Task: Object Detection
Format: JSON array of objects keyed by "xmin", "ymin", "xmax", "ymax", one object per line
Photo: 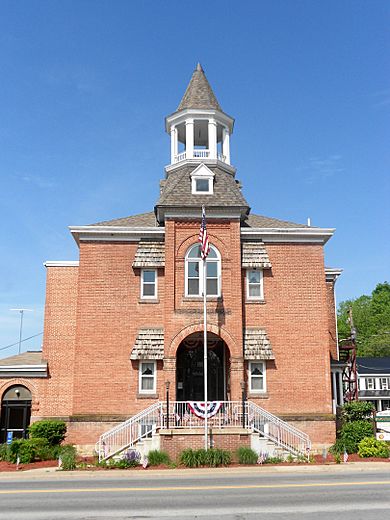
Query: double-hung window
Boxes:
[
  {"xmin": 380, "ymin": 377, "xmax": 390, "ymax": 390},
  {"xmin": 141, "ymin": 269, "xmax": 157, "ymax": 299},
  {"xmin": 248, "ymin": 361, "xmax": 266, "ymax": 393},
  {"xmin": 366, "ymin": 378, "xmax": 375, "ymax": 390},
  {"xmin": 246, "ymin": 269, "xmax": 264, "ymax": 300},
  {"xmin": 139, "ymin": 361, "xmax": 156, "ymax": 393},
  {"xmin": 185, "ymin": 244, "xmax": 221, "ymax": 297}
]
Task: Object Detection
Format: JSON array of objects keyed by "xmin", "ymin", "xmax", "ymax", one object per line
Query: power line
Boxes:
[{"xmin": 0, "ymin": 332, "xmax": 43, "ymax": 352}]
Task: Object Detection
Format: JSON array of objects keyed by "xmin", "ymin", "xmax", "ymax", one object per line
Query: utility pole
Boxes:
[{"xmin": 10, "ymin": 309, "xmax": 33, "ymax": 354}]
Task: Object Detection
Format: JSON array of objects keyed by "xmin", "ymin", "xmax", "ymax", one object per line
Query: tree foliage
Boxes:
[{"xmin": 337, "ymin": 282, "xmax": 390, "ymax": 357}]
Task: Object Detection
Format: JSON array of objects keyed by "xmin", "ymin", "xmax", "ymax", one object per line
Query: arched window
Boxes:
[{"xmin": 185, "ymin": 244, "xmax": 221, "ymax": 297}]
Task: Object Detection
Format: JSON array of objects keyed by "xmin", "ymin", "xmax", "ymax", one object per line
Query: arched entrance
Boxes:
[
  {"xmin": 176, "ymin": 332, "xmax": 230, "ymax": 401},
  {"xmin": 0, "ymin": 385, "xmax": 32, "ymax": 443}
]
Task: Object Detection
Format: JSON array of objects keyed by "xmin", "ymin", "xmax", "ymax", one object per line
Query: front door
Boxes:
[
  {"xmin": 176, "ymin": 334, "xmax": 228, "ymax": 401},
  {"xmin": 0, "ymin": 386, "xmax": 32, "ymax": 443}
]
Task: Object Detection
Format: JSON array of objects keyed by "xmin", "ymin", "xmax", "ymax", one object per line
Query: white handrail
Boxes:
[
  {"xmin": 95, "ymin": 402, "xmax": 162, "ymax": 461},
  {"xmin": 96, "ymin": 400, "xmax": 311, "ymax": 461}
]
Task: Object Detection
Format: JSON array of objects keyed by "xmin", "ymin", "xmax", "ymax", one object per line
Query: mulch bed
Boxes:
[{"xmin": 1, "ymin": 454, "xmax": 389, "ymax": 472}]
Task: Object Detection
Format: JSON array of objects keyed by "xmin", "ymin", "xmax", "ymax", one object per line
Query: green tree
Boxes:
[{"xmin": 337, "ymin": 282, "xmax": 390, "ymax": 357}]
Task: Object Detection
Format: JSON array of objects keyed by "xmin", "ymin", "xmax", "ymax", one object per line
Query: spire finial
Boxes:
[{"xmin": 196, "ymin": 62, "xmax": 203, "ymax": 72}]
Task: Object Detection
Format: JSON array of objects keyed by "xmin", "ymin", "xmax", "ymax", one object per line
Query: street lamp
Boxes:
[
  {"xmin": 165, "ymin": 380, "xmax": 171, "ymax": 429},
  {"xmin": 10, "ymin": 309, "xmax": 32, "ymax": 355}
]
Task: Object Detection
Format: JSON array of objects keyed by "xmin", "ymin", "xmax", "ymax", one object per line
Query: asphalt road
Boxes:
[{"xmin": 1, "ymin": 467, "xmax": 390, "ymax": 519}]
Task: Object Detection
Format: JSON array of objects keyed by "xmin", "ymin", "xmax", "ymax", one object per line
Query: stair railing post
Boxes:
[
  {"xmin": 240, "ymin": 380, "xmax": 246, "ymax": 429},
  {"xmin": 165, "ymin": 381, "xmax": 171, "ymax": 429}
]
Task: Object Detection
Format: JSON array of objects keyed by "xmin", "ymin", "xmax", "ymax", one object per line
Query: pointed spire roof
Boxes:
[{"xmin": 177, "ymin": 63, "xmax": 222, "ymax": 112}]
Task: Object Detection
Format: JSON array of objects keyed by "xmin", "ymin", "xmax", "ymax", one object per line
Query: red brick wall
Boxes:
[
  {"xmin": 243, "ymin": 243, "xmax": 333, "ymax": 416},
  {"xmin": 39, "ymin": 266, "xmax": 79, "ymax": 417},
  {"xmin": 326, "ymin": 280, "xmax": 338, "ymax": 359}
]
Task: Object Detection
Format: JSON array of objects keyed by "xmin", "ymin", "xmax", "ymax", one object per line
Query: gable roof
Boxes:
[
  {"xmin": 357, "ymin": 357, "xmax": 390, "ymax": 375},
  {"xmin": 177, "ymin": 63, "xmax": 222, "ymax": 112}
]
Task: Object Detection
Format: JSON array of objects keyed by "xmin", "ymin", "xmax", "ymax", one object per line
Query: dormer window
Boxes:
[{"xmin": 191, "ymin": 163, "xmax": 214, "ymax": 195}]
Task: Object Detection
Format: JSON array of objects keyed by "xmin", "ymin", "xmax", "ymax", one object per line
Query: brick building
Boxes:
[{"xmin": 0, "ymin": 65, "xmax": 342, "ymax": 456}]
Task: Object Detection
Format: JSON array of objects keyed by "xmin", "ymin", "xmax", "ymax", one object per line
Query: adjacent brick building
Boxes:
[{"xmin": 0, "ymin": 64, "xmax": 342, "ymax": 453}]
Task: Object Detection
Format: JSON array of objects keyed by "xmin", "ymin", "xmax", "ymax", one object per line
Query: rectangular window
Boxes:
[
  {"xmin": 141, "ymin": 269, "xmax": 157, "ymax": 299},
  {"xmin": 249, "ymin": 361, "xmax": 266, "ymax": 393},
  {"xmin": 382, "ymin": 400, "xmax": 390, "ymax": 410},
  {"xmin": 246, "ymin": 269, "xmax": 263, "ymax": 300},
  {"xmin": 196, "ymin": 178, "xmax": 210, "ymax": 192},
  {"xmin": 380, "ymin": 377, "xmax": 390, "ymax": 390},
  {"xmin": 366, "ymin": 378, "xmax": 375, "ymax": 390},
  {"xmin": 139, "ymin": 361, "xmax": 156, "ymax": 393}
]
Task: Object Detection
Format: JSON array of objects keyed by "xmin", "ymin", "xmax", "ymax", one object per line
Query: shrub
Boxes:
[
  {"xmin": 0, "ymin": 444, "xmax": 10, "ymax": 462},
  {"xmin": 338, "ymin": 421, "xmax": 374, "ymax": 453},
  {"xmin": 263, "ymin": 456, "xmax": 284, "ymax": 464},
  {"xmin": 342, "ymin": 402, "xmax": 374, "ymax": 423},
  {"xmin": 122, "ymin": 449, "xmax": 141, "ymax": 467},
  {"xmin": 27, "ymin": 438, "xmax": 52, "ymax": 461},
  {"xmin": 59, "ymin": 445, "xmax": 77, "ymax": 471},
  {"xmin": 179, "ymin": 448, "xmax": 198, "ymax": 468},
  {"xmin": 9, "ymin": 439, "xmax": 36, "ymax": 464},
  {"xmin": 179, "ymin": 448, "xmax": 231, "ymax": 468},
  {"xmin": 29, "ymin": 420, "xmax": 67, "ymax": 446},
  {"xmin": 237, "ymin": 446, "xmax": 258, "ymax": 465},
  {"xmin": 358, "ymin": 437, "xmax": 390, "ymax": 458},
  {"xmin": 147, "ymin": 450, "xmax": 171, "ymax": 466}
]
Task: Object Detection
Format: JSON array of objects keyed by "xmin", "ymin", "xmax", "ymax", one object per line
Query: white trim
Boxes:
[
  {"xmin": 0, "ymin": 365, "xmax": 47, "ymax": 371},
  {"xmin": 241, "ymin": 228, "xmax": 335, "ymax": 244},
  {"xmin": 190, "ymin": 163, "xmax": 215, "ymax": 195},
  {"xmin": 140, "ymin": 269, "xmax": 157, "ymax": 299},
  {"xmin": 69, "ymin": 226, "xmax": 164, "ymax": 245},
  {"xmin": 44, "ymin": 261, "xmax": 79, "ymax": 267},
  {"xmin": 184, "ymin": 244, "xmax": 221, "ymax": 297},
  {"xmin": 248, "ymin": 361, "xmax": 266, "ymax": 393},
  {"xmin": 138, "ymin": 360, "xmax": 157, "ymax": 394},
  {"xmin": 246, "ymin": 269, "xmax": 264, "ymax": 300},
  {"xmin": 325, "ymin": 267, "xmax": 343, "ymax": 282},
  {"xmin": 165, "ymin": 108, "xmax": 235, "ymax": 134}
]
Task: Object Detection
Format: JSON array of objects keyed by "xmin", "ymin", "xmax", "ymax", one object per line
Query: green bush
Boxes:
[
  {"xmin": 179, "ymin": 448, "xmax": 231, "ymax": 468},
  {"xmin": 0, "ymin": 444, "xmax": 10, "ymax": 462},
  {"xmin": 358, "ymin": 437, "xmax": 390, "ymax": 458},
  {"xmin": 9, "ymin": 439, "xmax": 36, "ymax": 464},
  {"xmin": 179, "ymin": 448, "xmax": 199, "ymax": 468},
  {"xmin": 29, "ymin": 420, "xmax": 67, "ymax": 446},
  {"xmin": 147, "ymin": 450, "xmax": 171, "ymax": 466},
  {"xmin": 338, "ymin": 421, "xmax": 374, "ymax": 453},
  {"xmin": 237, "ymin": 446, "xmax": 258, "ymax": 465},
  {"xmin": 264, "ymin": 456, "xmax": 284, "ymax": 464},
  {"xmin": 342, "ymin": 402, "xmax": 374, "ymax": 423},
  {"xmin": 59, "ymin": 445, "xmax": 77, "ymax": 471}
]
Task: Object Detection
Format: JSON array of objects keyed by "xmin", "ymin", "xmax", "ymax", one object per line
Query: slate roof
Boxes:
[
  {"xmin": 242, "ymin": 242, "xmax": 272, "ymax": 268},
  {"xmin": 133, "ymin": 241, "xmax": 165, "ymax": 268},
  {"xmin": 244, "ymin": 329, "xmax": 274, "ymax": 360},
  {"xmin": 130, "ymin": 329, "xmax": 164, "ymax": 360},
  {"xmin": 92, "ymin": 212, "xmax": 158, "ymax": 227},
  {"xmin": 156, "ymin": 164, "xmax": 249, "ymax": 209},
  {"xmin": 243, "ymin": 213, "xmax": 309, "ymax": 229},
  {"xmin": 177, "ymin": 63, "xmax": 222, "ymax": 112},
  {"xmin": 0, "ymin": 351, "xmax": 46, "ymax": 366},
  {"xmin": 357, "ymin": 357, "xmax": 390, "ymax": 375}
]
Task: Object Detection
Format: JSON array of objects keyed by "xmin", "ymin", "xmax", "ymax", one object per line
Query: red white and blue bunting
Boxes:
[{"xmin": 187, "ymin": 401, "xmax": 223, "ymax": 419}]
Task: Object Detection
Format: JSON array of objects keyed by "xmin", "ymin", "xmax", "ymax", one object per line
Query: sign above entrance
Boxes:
[{"xmin": 188, "ymin": 401, "xmax": 223, "ymax": 419}]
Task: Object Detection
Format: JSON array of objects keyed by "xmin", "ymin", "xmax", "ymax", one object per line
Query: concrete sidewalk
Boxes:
[{"xmin": 0, "ymin": 461, "xmax": 389, "ymax": 481}]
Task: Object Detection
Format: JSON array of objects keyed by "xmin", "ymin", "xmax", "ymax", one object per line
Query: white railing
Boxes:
[
  {"xmin": 247, "ymin": 401, "xmax": 311, "ymax": 458},
  {"xmin": 95, "ymin": 402, "xmax": 162, "ymax": 461},
  {"xmin": 193, "ymin": 149, "xmax": 210, "ymax": 158},
  {"xmin": 174, "ymin": 151, "xmax": 187, "ymax": 163},
  {"xmin": 96, "ymin": 400, "xmax": 311, "ymax": 461},
  {"xmin": 218, "ymin": 152, "xmax": 226, "ymax": 162}
]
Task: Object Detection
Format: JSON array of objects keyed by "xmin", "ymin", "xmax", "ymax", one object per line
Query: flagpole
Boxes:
[{"xmin": 203, "ymin": 253, "xmax": 208, "ymax": 450}]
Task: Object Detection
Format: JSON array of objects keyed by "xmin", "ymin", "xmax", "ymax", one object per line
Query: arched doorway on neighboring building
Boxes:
[
  {"xmin": 176, "ymin": 332, "xmax": 230, "ymax": 401},
  {"xmin": 0, "ymin": 385, "xmax": 32, "ymax": 443}
]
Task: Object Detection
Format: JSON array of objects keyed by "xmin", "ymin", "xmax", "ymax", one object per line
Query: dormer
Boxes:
[
  {"xmin": 190, "ymin": 163, "xmax": 215, "ymax": 195},
  {"xmin": 165, "ymin": 64, "xmax": 234, "ymax": 173}
]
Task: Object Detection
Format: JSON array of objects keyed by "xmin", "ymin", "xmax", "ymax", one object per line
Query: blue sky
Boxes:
[{"xmin": 1, "ymin": 0, "xmax": 389, "ymax": 357}]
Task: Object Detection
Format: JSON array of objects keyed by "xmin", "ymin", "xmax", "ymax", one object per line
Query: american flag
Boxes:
[
  {"xmin": 343, "ymin": 450, "xmax": 349, "ymax": 463},
  {"xmin": 198, "ymin": 206, "xmax": 210, "ymax": 260}
]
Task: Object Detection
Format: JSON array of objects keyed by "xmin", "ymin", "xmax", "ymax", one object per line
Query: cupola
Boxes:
[{"xmin": 165, "ymin": 63, "xmax": 234, "ymax": 171}]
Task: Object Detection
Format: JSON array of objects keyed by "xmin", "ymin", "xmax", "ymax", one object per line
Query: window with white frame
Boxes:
[
  {"xmin": 366, "ymin": 377, "xmax": 375, "ymax": 390},
  {"xmin": 139, "ymin": 361, "xmax": 156, "ymax": 393},
  {"xmin": 185, "ymin": 244, "xmax": 221, "ymax": 297},
  {"xmin": 141, "ymin": 269, "xmax": 157, "ymax": 299},
  {"xmin": 248, "ymin": 361, "xmax": 266, "ymax": 393},
  {"xmin": 380, "ymin": 377, "xmax": 390, "ymax": 390},
  {"xmin": 190, "ymin": 164, "xmax": 214, "ymax": 194},
  {"xmin": 382, "ymin": 399, "xmax": 390, "ymax": 410},
  {"xmin": 246, "ymin": 269, "xmax": 264, "ymax": 300}
]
